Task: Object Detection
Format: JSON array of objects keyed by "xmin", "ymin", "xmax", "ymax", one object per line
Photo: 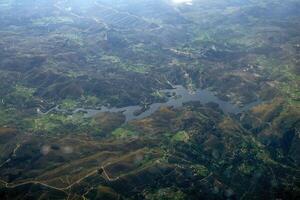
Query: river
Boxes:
[{"xmin": 50, "ymin": 85, "xmax": 260, "ymax": 122}]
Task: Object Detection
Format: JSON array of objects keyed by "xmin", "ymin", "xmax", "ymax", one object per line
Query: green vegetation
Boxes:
[
  {"xmin": 191, "ymin": 164, "xmax": 210, "ymax": 177},
  {"xmin": 257, "ymin": 56, "xmax": 300, "ymax": 106},
  {"xmin": 145, "ymin": 188, "xmax": 187, "ymax": 200},
  {"xmin": 0, "ymin": 108, "xmax": 14, "ymax": 126},
  {"xmin": 29, "ymin": 113, "xmax": 100, "ymax": 135},
  {"xmin": 59, "ymin": 99, "xmax": 77, "ymax": 110},
  {"xmin": 5, "ymin": 85, "xmax": 36, "ymax": 107},
  {"xmin": 0, "ymin": 0, "xmax": 299, "ymax": 199},
  {"xmin": 32, "ymin": 17, "xmax": 74, "ymax": 26},
  {"xmin": 172, "ymin": 131, "xmax": 189, "ymax": 143},
  {"xmin": 82, "ymin": 95, "xmax": 102, "ymax": 107},
  {"xmin": 111, "ymin": 127, "xmax": 138, "ymax": 139},
  {"xmin": 238, "ymin": 163, "xmax": 255, "ymax": 175}
]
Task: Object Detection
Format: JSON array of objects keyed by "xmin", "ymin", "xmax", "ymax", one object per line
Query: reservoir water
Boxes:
[{"xmin": 62, "ymin": 85, "xmax": 261, "ymax": 122}]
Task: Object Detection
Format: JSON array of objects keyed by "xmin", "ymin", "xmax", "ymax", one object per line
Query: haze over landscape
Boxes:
[{"xmin": 0, "ymin": 0, "xmax": 299, "ymax": 199}]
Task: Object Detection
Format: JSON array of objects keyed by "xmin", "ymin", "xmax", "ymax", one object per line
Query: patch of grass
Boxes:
[
  {"xmin": 194, "ymin": 31, "xmax": 215, "ymax": 43},
  {"xmin": 0, "ymin": 107, "xmax": 32, "ymax": 129},
  {"xmin": 238, "ymin": 163, "xmax": 255, "ymax": 175},
  {"xmin": 100, "ymin": 55, "xmax": 120, "ymax": 64},
  {"xmin": 172, "ymin": 131, "xmax": 189, "ymax": 143},
  {"xmin": 55, "ymin": 33, "xmax": 84, "ymax": 46},
  {"xmin": 14, "ymin": 85, "xmax": 35, "ymax": 99},
  {"xmin": 191, "ymin": 164, "xmax": 210, "ymax": 177},
  {"xmin": 82, "ymin": 95, "xmax": 102, "ymax": 107},
  {"xmin": 256, "ymin": 56, "xmax": 300, "ymax": 106},
  {"xmin": 145, "ymin": 187, "xmax": 186, "ymax": 200},
  {"xmin": 101, "ymin": 55, "xmax": 148, "ymax": 73},
  {"xmin": 112, "ymin": 127, "xmax": 138, "ymax": 139},
  {"xmin": 119, "ymin": 62, "xmax": 148, "ymax": 73},
  {"xmin": 32, "ymin": 17, "xmax": 74, "ymax": 26},
  {"xmin": 4, "ymin": 85, "xmax": 36, "ymax": 108},
  {"xmin": 30, "ymin": 113, "xmax": 100, "ymax": 135},
  {"xmin": 0, "ymin": 108, "xmax": 13, "ymax": 126},
  {"xmin": 256, "ymin": 150, "xmax": 275, "ymax": 164},
  {"xmin": 59, "ymin": 99, "xmax": 77, "ymax": 110},
  {"xmin": 277, "ymin": 65, "xmax": 300, "ymax": 106}
]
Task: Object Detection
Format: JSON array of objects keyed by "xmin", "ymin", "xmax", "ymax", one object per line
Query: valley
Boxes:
[{"xmin": 0, "ymin": 0, "xmax": 299, "ymax": 199}]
